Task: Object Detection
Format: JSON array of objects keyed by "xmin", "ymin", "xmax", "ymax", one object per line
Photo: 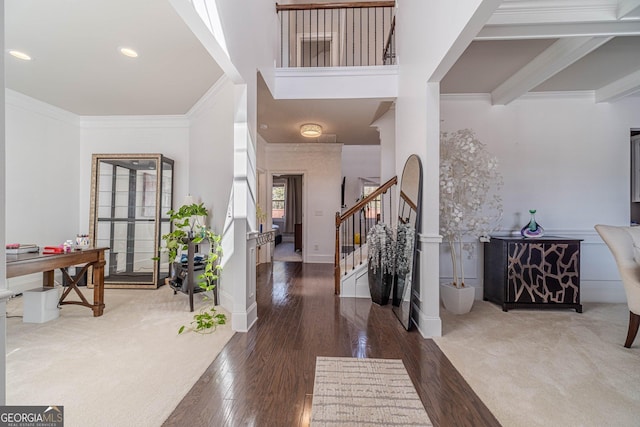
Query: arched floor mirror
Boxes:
[{"xmin": 392, "ymin": 155, "xmax": 422, "ymax": 330}]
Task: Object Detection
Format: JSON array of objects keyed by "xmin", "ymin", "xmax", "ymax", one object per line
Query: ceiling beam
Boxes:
[
  {"xmin": 477, "ymin": 21, "xmax": 640, "ymax": 40},
  {"xmin": 618, "ymin": 0, "xmax": 640, "ymax": 19},
  {"xmin": 488, "ymin": 1, "xmax": 618, "ymax": 26},
  {"xmin": 595, "ymin": 69, "xmax": 640, "ymax": 102},
  {"xmin": 491, "ymin": 36, "xmax": 613, "ymax": 105},
  {"xmin": 429, "ymin": 0, "xmax": 502, "ymax": 82}
]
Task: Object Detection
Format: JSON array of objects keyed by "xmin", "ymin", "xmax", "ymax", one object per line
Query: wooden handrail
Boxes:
[
  {"xmin": 336, "ymin": 176, "xmax": 397, "ymax": 225},
  {"xmin": 400, "ymin": 190, "xmax": 417, "ymax": 212},
  {"xmin": 334, "ymin": 175, "xmax": 397, "ymax": 294},
  {"xmin": 277, "ymin": 1, "xmax": 395, "ymax": 12}
]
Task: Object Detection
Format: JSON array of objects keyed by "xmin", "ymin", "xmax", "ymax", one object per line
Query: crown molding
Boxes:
[
  {"xmin": 491, "ymin": 36, "xmax": 611, "ymax": 105},
  {"xmin": 489, "ymin": 1, "xmax": 618, "ymax": 26},
  {"xmin": 595, "ymin": 68, "xmax": 640, "ymax": 102},
  {"xmin": 440, "ymin": 93, "xmax": 492, "ymax": 102},
  {"xmin": 518, "ymin": 90, "xmax": 595, "ymax": 101},
  {"xmin": 341, "ymin": 144, "xmax": 380, "ymax": 152},
  {"xmin": 186, "ymin": 74, "xmax": 232, "ymax": 119},
  {"xmin": 441, "ymin": 91, "xmax": 596, "ymax": 102},
  {"xmin": 79, "ymin": 115, "xmax": 189, "ymax": 129},
  {"xmin": 5, "ymin": 89, "xmax": 79, "ymax": 126},
  {"xmin": 478, "ymin": 20, "xmax": 640, "ymax": 40},
  {"xmin": 265, "ymin": 142, "xmax": 343, "ymax": 153}
]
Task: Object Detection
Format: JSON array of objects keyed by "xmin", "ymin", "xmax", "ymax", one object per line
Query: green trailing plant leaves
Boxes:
[{"xmin": 158, "ymin": 202, "xmax": 228, "ymax": 334}]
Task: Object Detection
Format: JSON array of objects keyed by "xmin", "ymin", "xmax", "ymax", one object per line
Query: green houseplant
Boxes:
[{"xmin": 156, "ymin": 202, "xmax": 226, "ymax": 334}]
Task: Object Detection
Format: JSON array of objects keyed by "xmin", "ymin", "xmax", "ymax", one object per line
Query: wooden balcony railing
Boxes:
[
  {"xmin": 334, "ymin": 176, "xmax": 397, "ymax": 294},
  {"xmin": 276, "ymin": 1, "xmax": 396, "ymax": 68}
]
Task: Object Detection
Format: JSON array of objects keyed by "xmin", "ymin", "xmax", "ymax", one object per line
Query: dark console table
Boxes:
[{"xmin": 483, "ymin": 236, "xmax": 582, "ymax": 312}]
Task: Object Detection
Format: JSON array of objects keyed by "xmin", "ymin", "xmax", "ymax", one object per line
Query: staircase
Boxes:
[{"xmin": 334, "ymin": 176, "xmax": 397, "ymax": 295}]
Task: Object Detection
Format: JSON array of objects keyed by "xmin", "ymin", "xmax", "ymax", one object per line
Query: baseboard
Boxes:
[
  {"xmin": 305, "ymin": 254, "xmax": 334, "ymax": 263},
  {"xmin": 231, "ymin": 301, "xmax": 258, "ymax": 332},
  {"xmin": 415, "ymin": 308, "xmax": 442, "ymax": 338},
  {"xmin": 219, "ymin": 289, "xmax": 233, "ymax": 313},
  {"xmin": 581, "ymin": 281, "xmax": 626, "ymax": 303},
  {"xmin": 436, "ymin": 280, "xmax": 627, "ymax": 304}
]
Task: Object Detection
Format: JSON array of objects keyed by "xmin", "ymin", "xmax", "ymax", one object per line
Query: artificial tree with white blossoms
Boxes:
[{"xmin": 440, "ymin": 129, "xmax": 503, "ymax": 288}]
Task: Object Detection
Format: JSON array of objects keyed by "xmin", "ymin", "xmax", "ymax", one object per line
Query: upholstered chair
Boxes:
[{"xmin": 594, "ymin": 224, "xmax": 640, "ymax": 348}]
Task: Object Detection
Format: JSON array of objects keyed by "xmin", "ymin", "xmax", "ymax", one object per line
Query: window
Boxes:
[
  {"xmin": 362, "ymin": 183, "xmax": 380, "ymax": 220},
  {"xmin": 362, "ymin": 184, "xmax": 378, "ymax": 199},
  {"xmin": 272, "ymin": 183, "xmax": 286, "ymax": 219}
]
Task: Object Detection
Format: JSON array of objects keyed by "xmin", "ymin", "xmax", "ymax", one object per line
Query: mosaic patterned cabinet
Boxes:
[{"xmin": 483, "ymin": 236, "xmax": 582, "ymax": 312}]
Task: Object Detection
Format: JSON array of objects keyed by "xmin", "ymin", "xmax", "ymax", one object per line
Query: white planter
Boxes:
[{"xmin": 440, "ymin": 283, "xmax": 475, "ymax": 315}]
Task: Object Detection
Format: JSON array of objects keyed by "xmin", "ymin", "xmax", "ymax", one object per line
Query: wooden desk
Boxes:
[{"xmin": 6, "ymin": 247, "xmax": 107, "ymax": 317}]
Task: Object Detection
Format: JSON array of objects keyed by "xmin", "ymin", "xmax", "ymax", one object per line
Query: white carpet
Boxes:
[
  {"xmin": 311, "ymin": 357, "xmax": 432, "ymax": 426},
  {"xmin": 5, "ymin": 285, "xmax": 234, "ymax": 427},
  {"xmin": 434, "ymin": 301, "xmax": 640, "ymax": 427}
]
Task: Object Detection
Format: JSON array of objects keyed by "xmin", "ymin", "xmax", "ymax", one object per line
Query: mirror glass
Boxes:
[
  {"xmin": 392, "ymin": 155, "xmax": 422, "ymax": 330},
  {"xmin": 90, "ymin": 154, "xmax": 174, "ymax": 288}
]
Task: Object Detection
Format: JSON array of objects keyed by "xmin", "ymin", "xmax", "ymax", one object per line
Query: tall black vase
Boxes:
[{"xmin": 368, "ymin": 261, "xmax": 393, "ymax": 306}]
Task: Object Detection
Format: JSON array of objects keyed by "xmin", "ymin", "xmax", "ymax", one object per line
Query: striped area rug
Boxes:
[{"xmin": 311, "ymin": 357, "xmax": 432, "ymax": 426}]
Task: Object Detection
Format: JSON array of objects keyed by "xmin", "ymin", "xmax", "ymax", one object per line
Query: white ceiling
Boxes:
[
  {"xmin": 260, "ymin": 0, "xmax": 640, "ymax": 144},
  {"xmin": 5, "ymin": 0, "xmax": 223, "ymax": 116},
  {"xmin": 4, "ymin": 0, "xmax": 640, "ymax": 142}
]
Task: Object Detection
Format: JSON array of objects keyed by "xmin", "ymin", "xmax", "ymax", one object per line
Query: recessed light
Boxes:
[
  {"xmin": 8, "ymin": 50, "xmax": 31, "ymax": 61},
  {"xmin": 119, "ymin": 47, "xmax": 138, "ymax": 58}
]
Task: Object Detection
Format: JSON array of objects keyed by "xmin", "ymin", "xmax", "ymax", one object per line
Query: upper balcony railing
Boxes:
[{"xmin": 276, "ymin": 1, "xmax": 396, "ymax": 68}]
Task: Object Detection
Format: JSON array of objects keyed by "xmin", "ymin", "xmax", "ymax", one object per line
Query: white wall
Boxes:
[
  {"xmin": 1, "ymin": 9, "xmax": 8, "ymax": 404},
  {"xmin": 172, "ymin": 0, "xmax": 278, "ymax": 330},
  {"xmin": 266, "ymin": 143, "xmax": 342, "ymax": 263},
  {"xmin": 78, "ymin": 116, "xmax": 191, "ymax": 235},
  {"xmin": 440, "ymin": 93, "xmax": 640, "ymax": 303},
  {"xmin": 6, "ymin": 78, "xmax": 240, "ymax": 322},
  {"xmin": 5, "ymin": 92, "xmax": 82, "ymax": 292},
  {"xmin": 341, "ymin": 145, "xmax": 380, "ymax": 208},
  {"xmin": 187, "ymin": 76, "xmax": 235, "ymax": 234},
  {"xmin": 371, "ymin": 106, "xmax": 396, "ymax": 183},
  {"xmin": 6, "ymin": 91, "xmax": 81, "ymax": 247}
]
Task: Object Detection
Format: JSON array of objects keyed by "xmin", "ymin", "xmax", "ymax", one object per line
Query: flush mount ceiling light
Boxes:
[
  {"xmin": 119, "ymin": 47, "xmax": 139, "ymax": 58},
  {"xmin": 8, "ymin": 50, "xmax": 31, "ymax": 61},
  {"xmin": 300, "ymin": 123, "xmax": 322, "ymax": 138}
]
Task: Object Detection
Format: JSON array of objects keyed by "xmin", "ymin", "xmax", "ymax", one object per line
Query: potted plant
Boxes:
[
  {"xmin": 256, "ymin": 204, "xmax": 267, "ymax": 233},
  {"xmin": 366, "ymin": 222, "xmax": 395, "ymax": 305},
  {"xmin": 156, "ymin": 202, "xmax": 227, "ymax": 333},
  {"xmin": 439, "ymin": 129, "xmax": 503, "ymax": 314}
]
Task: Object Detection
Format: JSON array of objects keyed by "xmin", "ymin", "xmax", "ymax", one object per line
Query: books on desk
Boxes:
[
  {"xmin": 43, "ymin": 246, "xmax": 64, "ymax": 254},
  {"xmin": 5, "ymin": 244, "xmax": 39, "ymax": 254}
]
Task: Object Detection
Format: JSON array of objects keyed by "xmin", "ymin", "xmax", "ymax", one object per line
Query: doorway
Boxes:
[
  {"xmin": 272, "ymin": 174, "xmax": 303, "ymax": 262},
  {"xmin": 296, "ymin": 32, "xmax": 339, "ymax": 67}
]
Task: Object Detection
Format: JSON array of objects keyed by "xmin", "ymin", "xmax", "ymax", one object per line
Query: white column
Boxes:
[
  {"xmin": 395, "ymin": 0, "xmax": 500, "ymax": 337},
  {"xmin": 228, "ymin": 85, "xmax": 258, "ymax": 332},
  {"xmin": 416, "ymin": 82, "xmax": 443, "ymax": 337},
  {"xmin": 0, "ymin": 2, "xmax": 9, "ymax": 403},
  {"xmin": 371, "ymin": 104, "xmax": 396, "ymax": 183}
]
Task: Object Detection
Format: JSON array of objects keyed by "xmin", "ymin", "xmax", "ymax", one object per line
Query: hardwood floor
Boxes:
[{"xmin": 164, "ymin": 262, "xmax": 500, "ymax": 427}]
